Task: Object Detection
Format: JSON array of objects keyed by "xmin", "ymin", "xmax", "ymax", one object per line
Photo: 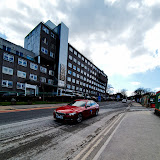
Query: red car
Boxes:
[{"xmin": 53, "ymin": 99, "xmax": 99, "ymax": 123}]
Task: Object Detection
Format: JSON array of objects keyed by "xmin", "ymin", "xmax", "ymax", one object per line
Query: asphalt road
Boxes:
[
  {"xmin": 0, "ymin": 101, "xmax": 127, "ymax": 125},
  {"xmin": 0, "ymin": 101, "xmax": 128, "ymax": 160}
]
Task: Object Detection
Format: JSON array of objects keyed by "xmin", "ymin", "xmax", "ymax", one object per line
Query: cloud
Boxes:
[
  {"xmin": 0, "ymin": 0, "xmax": 160, "ymax": 77},
  {"xmin": 154, "ymin": 87, "xmax": 160, "ymax": 92},
  {"xmin": 130, "ymin": 82, "xmax": 141, "ymax": 86}
]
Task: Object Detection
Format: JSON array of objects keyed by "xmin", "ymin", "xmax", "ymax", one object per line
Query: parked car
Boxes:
[
  {"xmin": 53, "ymin": 99, "xmax": 99, "ymax": 123},
  {"xmin": 122, "ymin": 99, "xmax": 127, "ymax": 103}
]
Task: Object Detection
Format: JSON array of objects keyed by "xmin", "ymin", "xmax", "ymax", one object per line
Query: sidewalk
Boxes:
[
  {"xmin": 0, "ymin": 103, "xmax": 67, "ymax": 112},
  {"xmin": 94, "ymin": 103, "xmax": 160, "ymax": 160}
]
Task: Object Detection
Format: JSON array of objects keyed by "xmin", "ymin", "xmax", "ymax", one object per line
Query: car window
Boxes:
[
  {"xmin": 68, "ymin": 101, "xmax": 86, "ymax": 107},
  {"xmin": 90, "ymin": 101, "xmax": 96, "ymax": 106}
]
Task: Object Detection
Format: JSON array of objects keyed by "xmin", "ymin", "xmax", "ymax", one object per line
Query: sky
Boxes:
[{"xmin": 0, "ymin": 0, "xmax": 160, "ymax": 96}]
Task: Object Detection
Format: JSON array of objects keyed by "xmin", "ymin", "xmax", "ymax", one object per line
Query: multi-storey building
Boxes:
[{"xmin": 0, "ymin": 20, "xmax": 108, "ymax": 98}]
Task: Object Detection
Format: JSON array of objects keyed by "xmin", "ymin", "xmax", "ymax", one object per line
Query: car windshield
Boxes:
[{"xmin": 68, "ymin": 101, "xmax": 86, "ymax": 107}]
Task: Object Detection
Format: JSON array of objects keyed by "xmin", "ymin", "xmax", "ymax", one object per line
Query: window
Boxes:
[
  {"xmin": 3, "ymin": 53, "xmax": 14, "ymax": 62},
  {"xmin": 30, "ymin": 63, "xmax": 38, "ymax": 70},
  {"xmin": 81, "ymin": 70, "xmax": 83, "ymax": 74},
  {"xmin": 40, "ymin": 77, "xmax": 46, "ymax": 83},
  {"xmin": 17, "ymin": 70, "xmax": 26, "ymax": 78},
  {"xmin": 73, "ymin": 65, "xmax": 76, "ymax": 70},
  {"xmin": 82, "ymin": 57, "xmax": 84, "ymax": 61},
  {"xmin": 80, "ymin": 82, "xmax": 83, "ymax": 85},
  {"xmin": 68, "ymin": 63, "xmax": 72, "ymax": 68},
  {"xmin": 68, "ymin": 70, "xmax": 72, "ymax": 75},
  {"xmin": 48, "ymin": 79, "xmax": 53, "ymax": 85},
  {"xmin": 51, "ymin": 32, "xmax": 56, "ymax": 39},
  {"xmin": 77, "ymin": 74, "xmax": 80, "ymax": 78},
  {"xmin": 81, "ymin": 63, "xmax": 84, "ymax": 67},
  {"xmin": 49, "ymin": 70, "xmax": 54, "ymax": 76},
  {"xmin": 78, "ymin": 61, "xmax": 80, "ymax": 65},
  {"xmin": 74, "ymin": 50, "xmax": 77, "ymax": 56},
  {"xmin": 80, "ymin": 76, "xmax": 83, "ymax": 80},
  {"xmin": 42, "ymin": 26, "xmax": 49, "ymax": 34},
  {"xmin": 42, "ymin": 37, "xmax": 48, "ymax": 45},
  {"xmin": 40, "ymin": 66, "xmax": 47, "ymax": 73},
  {"xmin": 69, "ymin": 47, "xmax": 73, "ymax": 52},
  {"xmin": 41, "ymin": 47, "xmax": 48, "ymax": 54},
  {"xmin": 80, "ymin": 88, "xmax": 82, "ymax": 91},
  {"xmin": 84, "ymin": 77, "xmax": 86, "ymax": 81},
  {"xmin": 78, "ymin": 54, "xmax": 81, "ymax": 58},
  {"xmin": 85, "ymin": 59, "xmax": 87, "ymax": 63},
  {"xmin": 2, "ymin": 66, "xmax": 13, "ymax": 75},
  {"xmin": 73, "ymin": 58, "xmax": 77, "ymax": 63},
  {"xmin": 30, "ymin": 74, "xmax": 37, "ymax": 81},
  {"xmin": 69, "ymin": 55, "xmax": 72, "ymax": 60},
  {"xmin": 84, "ymin": 72, "xmax": 86, "ymax": 76},
  {"xmin": 73, "ymin": 72, "xmax": 76, "ymax": 77},
  {"xmin": 77, "ymin": 67, "xmax": 80, "ymax": 72},
  {"xmin": 76, "ymin": 87, "xmax": 79, "ymax": 91},
  {"xmin": 3, "ymin": 45, "xmax": 11, "ymax": 52},
  {"xmin": 18, "ymin": 58, "xmax": 27, "ymax": 67},
  {"xmin": 67, "ymin": 84, "xmax": 71, "ymax": 89},
  {"xmin": 72, "ymin": 85, "xmax": 75, "ymax": 90},
  {"xmin": 50, "ymin": 52, "xmax": 55, "ymax": 58},
  {"xmin": 2, "ymin": 80, "xmax": 13, "ymax": 88},
  {"xmin": 85, "ymin": 66, "xmax": 87, "ymax": 70},
  {"xmin": 76, "ymin": 80, "xmax": 79, "ymax": 84},
  {"xmin": 72, "ymin": 79, "xmax": 75, "ymax": 83},
  {"xmin": 67, "ymin": 77, "xmax": 71, "ymax": 82},
  {"xmin": 17, "ymin": 82, "xmax": 25, "ymax": 90},
  {"xmin": 27, "ymin": 55, "xmax": 34, "ymax": 61}
]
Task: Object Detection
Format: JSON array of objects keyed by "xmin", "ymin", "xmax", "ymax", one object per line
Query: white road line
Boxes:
[
  {"xmin": 73, "ymin": 113, "xmax": 124, "ymax": 160},
  {"xmin": 92, "ymin": 113, "xmax": 125, "ymax": 160}
]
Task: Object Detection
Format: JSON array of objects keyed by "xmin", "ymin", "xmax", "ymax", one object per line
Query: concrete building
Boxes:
[{"xmin": 0, "ymin": 20, "xmax": 108, "ymax": 98}]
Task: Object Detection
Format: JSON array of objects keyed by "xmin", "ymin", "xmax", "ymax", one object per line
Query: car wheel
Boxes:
[
  {"xmin": 95, "ymin": 110, "xmax": 99, "ymax": 116},
  {"xmin": 77, "ymin": 114, "xmax": 83, "ymax": 123}
]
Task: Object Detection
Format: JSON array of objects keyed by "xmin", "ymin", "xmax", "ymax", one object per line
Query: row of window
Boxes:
[
  {"xmin": 3, "ymin": 53, "xmax": 55, "ymax": 75},
  {"xmin": 1, "ymin": 78, "xmax": 54, "ymax": 89},
  {"xmin": 66, "ymin": 84, "xmax": 105, "ymax": 94},
  {"xmin": 2, "ymin": 66, "xmax": 54, "ymax": 80},
  {"xmin": 41, "ymin": 47, "xmax": 55, "ymax": 58},
  {"xmin": 67, "ymin": 77, "xmax": 105, "ymax": 92},
  {"xmin": 3, "ymin": 45, "xmax": 34, "ymax": 61},
  {"xmin": 68, "ymin": 69, "xmax": 105, "ymax": 89},
  {"xmin": 42, "ymin": 26, "xmax": 56, "ymax": 40},
  {"xmin": 68, "ymin": 62, "xmax": 97, "ymax": 76}
]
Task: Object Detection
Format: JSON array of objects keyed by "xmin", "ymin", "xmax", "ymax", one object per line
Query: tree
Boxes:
[
  {"xmin": 106, "ymin": 84, "xmax": 114, "ymax": 94},
  {"xmin": 134, "ymin": 87, "xmax": 154, "ymax": 96},
  {"xmin": 120, "ymin": 89, "xmax": 127, "ymax": 97}
]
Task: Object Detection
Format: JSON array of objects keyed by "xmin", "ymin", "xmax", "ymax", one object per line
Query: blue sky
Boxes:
[{"xmin": 0, "ymin": 0, "xmax": 160, "ymax": 96}]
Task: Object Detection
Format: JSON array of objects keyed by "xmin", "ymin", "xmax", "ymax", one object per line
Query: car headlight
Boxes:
[{"xmin": 69, "ymin": 112, "xmax": 76, "ymax": 116}]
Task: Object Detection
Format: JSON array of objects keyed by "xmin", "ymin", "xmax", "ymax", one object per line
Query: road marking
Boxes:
[
  {"xmin": 73, "ymin": 112, "xmax": 125, "ymax": 160},
  {"xmin": 93, "ymin": 113, "xmax": 125, "ymax": 160}
]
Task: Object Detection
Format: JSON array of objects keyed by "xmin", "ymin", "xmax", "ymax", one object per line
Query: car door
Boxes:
[
  {"xmin": 84, "ymin": 101, "xmax": 92, "ymax": 117},
  {"xmin": 90, "ymin": 101, "xmax": 96, "ymax": 115}
]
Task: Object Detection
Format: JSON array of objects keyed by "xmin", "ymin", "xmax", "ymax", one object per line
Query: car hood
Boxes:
[{"xmin": 56, "ymin": 105, "xmax": 84, "ymax": 113}]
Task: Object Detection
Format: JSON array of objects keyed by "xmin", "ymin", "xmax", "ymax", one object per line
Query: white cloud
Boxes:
[
  {"xmin": 130, "ymin": 82, "xmax": 141, "ymax": 86},
  {"xmin": 154, "ymin": 88, "xmax": 160, "ymax": 92},
  {"xmin": 143, "ymin": 0, "xmax": 160, "ymax": 7}
]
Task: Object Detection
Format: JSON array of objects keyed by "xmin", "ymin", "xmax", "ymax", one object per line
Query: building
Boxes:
[{"xmin": 0, "ymin": 20, "xmax": 108, "ymax": 98}]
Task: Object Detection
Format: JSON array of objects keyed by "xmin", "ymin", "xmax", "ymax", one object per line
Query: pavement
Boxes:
[
  {"xmin": 93, "ymin": 102, "xmax": 160, "ymax": 160},
  {"xmin": 0, "ymin": 103, "xmax": 68, "ymax": 113}
]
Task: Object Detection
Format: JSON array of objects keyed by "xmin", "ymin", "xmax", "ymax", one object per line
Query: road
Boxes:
[{"xmin": 0, "ymin": 101, "xmax": 128, "ymax": 160}]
